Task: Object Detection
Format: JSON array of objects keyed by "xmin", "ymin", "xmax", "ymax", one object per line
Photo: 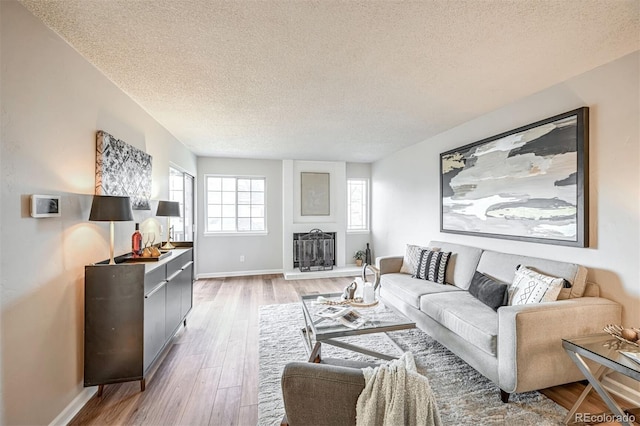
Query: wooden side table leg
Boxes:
[
  {"xmin": 97, "ymin": 384, "xmax": 104, "ymax": 397},
  {"xmin": 140, "ymin": 378, "xmax": 146, "ymax": 392}
]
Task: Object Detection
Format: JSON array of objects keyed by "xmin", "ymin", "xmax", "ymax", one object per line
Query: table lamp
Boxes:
[
  {"xmin": 89, "ymin": 195, "xmax": 134, "ymax": 264},
  {"xmin": 156, "ymin": 200, "xmax": 180, "ymax": 250}
]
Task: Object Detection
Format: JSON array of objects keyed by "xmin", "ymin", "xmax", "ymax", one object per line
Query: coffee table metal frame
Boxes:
[
  {"xmin": 300, "ymin": 292, "xmax": 415, "ymax": 363},
  {"xmin": 562, "ymin": 333, "xmax": 640, "ymax": 426}
]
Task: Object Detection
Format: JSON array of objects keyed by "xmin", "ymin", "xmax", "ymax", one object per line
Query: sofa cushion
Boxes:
[
  {"xmin": 476, "ymin": 250, "xmax": 588, "ymax": 298},
  {"xmin": 414, "ymin": 250, "xmax": 451, "ymax": 284},
  {"xmin": 420, "ymin": 292, "xmax": 498, "ymax": 356},
  {"xmin": 380, "ymin": 273, "xmax": 462, "ymax": 309},
  {"xmin": 468, "ymin": 271, "xmax": 508, "ymax": 311},
  {"xmin": 428, "ymin": 241, "xmax": 483, "ymax": 290}
]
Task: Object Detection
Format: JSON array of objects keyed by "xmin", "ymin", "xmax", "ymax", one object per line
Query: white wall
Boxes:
[
  {"xmin": 372, "ymin": 52, "xmax": 639, "ymax": 327},
  {"xmin": 346, "ymin": 163, "xmax": 373, "ymax": 263},
  {"xmin": 0, "ymin": 2, "xmax": 196, "ymax": 424},
  {"xmin": 196, "ymin": 157, "xmax": 283, "ymax": 276}
]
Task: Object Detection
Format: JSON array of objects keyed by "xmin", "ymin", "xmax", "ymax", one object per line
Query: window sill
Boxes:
[
  {"xmin": 347, "ymin": 230, "xmax": 370, "ymax": 235},
  {"xmin": 204, "ymin": 231, "xmax": 269, "ymax": 237}
]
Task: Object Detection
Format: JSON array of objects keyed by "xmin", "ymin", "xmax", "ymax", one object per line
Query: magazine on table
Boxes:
[
  {"xmin": 316, "ymin": 306, "xmax": 367, "ymax": 329},
  {"xmin": 316, "ymin": 305, "xmax": 351, "ymax": 319}
]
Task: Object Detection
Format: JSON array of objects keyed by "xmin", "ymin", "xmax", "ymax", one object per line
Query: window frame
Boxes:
[
  {"xmin": 168, "ymin": 165, "xmax": 194, "ymax": 242},
  {"xmin": 204, "ymin": 174, "xmax": 268, "ymax": 235},
  {"xmin": 346, "ymin": 178, "xmax": 370, "ymax": 233}
]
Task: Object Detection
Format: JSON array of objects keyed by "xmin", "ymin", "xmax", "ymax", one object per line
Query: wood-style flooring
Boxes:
[{"xmin": 70, "ymin": 275, "xmax": 636, "ymax": 425}]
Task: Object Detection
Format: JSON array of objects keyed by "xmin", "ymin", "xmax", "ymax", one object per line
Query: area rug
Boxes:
[{"xmin": 258, "ymin": 302, "xmax": 567, "ymax": 426}]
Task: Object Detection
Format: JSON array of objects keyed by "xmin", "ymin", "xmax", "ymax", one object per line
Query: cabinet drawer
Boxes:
[
  {"xmin": 166, "ymin": 249, "xmax": 192, "ymax": 277},
  {"xmin": 144, "ymin": 265, "xmax": 166, "ymax": 294}
]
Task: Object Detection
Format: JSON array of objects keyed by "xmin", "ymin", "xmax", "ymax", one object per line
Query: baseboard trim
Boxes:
[
  {"xmin": 49, "ymin": 386, "xmax": 97, "ymax": 426},
  {"xmin": 602, "ymin": 375, "xmax": 640, "ymax": 407},
  {"xmin": 196, "ymin": 269, "xmax": 283, "ymax": 279}
]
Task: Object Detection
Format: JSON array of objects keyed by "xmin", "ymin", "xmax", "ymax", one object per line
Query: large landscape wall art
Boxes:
[{"xmin": 440, "ymin": 107, "xmax": 589, "ymax": 247}]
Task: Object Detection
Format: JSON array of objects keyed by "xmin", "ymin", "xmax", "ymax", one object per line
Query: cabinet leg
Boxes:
[
  {"xmin": 97, "ymin": 384, "xmax": 104, "ymax": 397},
  {"xmin": 140, "ymin": 378, "xmax": 146, "ymax": 392}
]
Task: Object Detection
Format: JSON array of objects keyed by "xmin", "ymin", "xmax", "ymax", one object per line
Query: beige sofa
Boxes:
[{"xmin": 377, "ymin": 240, "xmax": 621, "ymax": 401}]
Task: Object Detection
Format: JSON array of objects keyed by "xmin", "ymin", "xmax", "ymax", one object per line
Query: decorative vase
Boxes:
[{"xmin": 365, "ymin": 243, "xmax": 372, "ymax": 265}]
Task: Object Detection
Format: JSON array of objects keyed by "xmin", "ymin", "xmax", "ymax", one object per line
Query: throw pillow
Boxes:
[
  {"xmin": 400, "ymin": 244, "xmax": 439, "ymax": 275},
  {"xmin": 469, "ymin": 271, "xmax": 508, "ymax": 311},
  {"xmin": 509, "ymin": 265, "xmax": 565, "ymax": 306},
  {"xmin": 413, "ymin": 249, "xmax": 451, "ymax": 284}
]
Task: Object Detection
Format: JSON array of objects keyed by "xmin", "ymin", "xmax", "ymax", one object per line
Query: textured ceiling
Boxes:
[{"xmin": 19, "ymin": 0, "xmax": 640, "ymax": 163}]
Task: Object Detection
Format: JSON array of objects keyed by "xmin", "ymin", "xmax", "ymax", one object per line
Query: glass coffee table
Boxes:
[
  {"xmin": 300, "ymin": 292, "xmax": 415, "ymax": 363},
  {"xmin": 562, "ymin": 333, "xmax": 640, "ymax": 425}
]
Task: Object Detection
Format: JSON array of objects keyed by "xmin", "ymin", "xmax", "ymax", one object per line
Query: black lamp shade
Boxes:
[
  {"xmin": 89, "ymin": 195, "xmax": 134, "ymax": 221},
  {"xmin": 156, "ymin": 200, "xmax": 181, "ymax": 217}
]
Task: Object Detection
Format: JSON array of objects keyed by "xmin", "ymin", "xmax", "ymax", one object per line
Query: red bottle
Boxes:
[{"xmin": 132, "ymin": 223, "xmax": 143, "ymax": 257}]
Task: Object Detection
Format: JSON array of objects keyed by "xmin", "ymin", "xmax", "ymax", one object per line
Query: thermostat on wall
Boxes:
[{"xmin": 30, "ymin": 194, "xmax": 61, "ymax": 218}]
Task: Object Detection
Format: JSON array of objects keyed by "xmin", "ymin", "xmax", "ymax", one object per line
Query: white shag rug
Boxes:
[{"xmin": 258, "ymin": 302, "xmax": 567, "ymax": 426}]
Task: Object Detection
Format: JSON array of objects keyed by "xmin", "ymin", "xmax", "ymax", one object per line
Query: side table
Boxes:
[{"xmin": 562, "ymin": 334, "xmax": 640, "ymax": 425}]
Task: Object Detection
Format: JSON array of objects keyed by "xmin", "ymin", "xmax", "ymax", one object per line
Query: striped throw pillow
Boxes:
[{"xmin": 414, "ymin": 249, "xmax": 451, "ymax": 284}]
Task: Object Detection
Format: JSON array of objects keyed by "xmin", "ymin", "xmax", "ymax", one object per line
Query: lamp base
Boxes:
[{"xmin": 161, "ymin": 241, "xmax": 176, "ymax": 250}]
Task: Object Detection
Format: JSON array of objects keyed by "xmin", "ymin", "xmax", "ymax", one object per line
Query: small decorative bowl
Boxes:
[{"xmin": 603, "ymin": 324, "xmax": 640, "ymax": 347}]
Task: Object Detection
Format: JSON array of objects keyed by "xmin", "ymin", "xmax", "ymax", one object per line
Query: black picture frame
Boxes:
[{"xmin": 440, "ymin": 107, "xmax": 589, "ymax": 247}]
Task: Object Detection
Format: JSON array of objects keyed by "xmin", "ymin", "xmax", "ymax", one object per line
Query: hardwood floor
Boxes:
[{"xmin": 70, "ymin": 275, "xmax": 635, "ymax": 425}]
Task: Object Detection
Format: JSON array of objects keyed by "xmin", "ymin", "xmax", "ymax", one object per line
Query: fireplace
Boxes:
[{"xmin": 293, "ymin": 229, "xmax": 336, "ymax": 272}]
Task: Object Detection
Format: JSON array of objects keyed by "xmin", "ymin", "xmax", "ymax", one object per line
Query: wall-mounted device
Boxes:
[{"xmin": 30, "ymin": 194, "xmax": 61, "ymax": 218}]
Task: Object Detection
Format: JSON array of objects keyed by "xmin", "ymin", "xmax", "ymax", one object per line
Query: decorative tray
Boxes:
[
  {"xmin": 603, "ymin": 324, "xmax": 640, "ymax": 347},
  {"xmin": 122, "ymin": 251, "xmax": 172, "ymax": 262},
  {"xmin": 316, "ymin": 296, "xmax": 379, "ymax": 308},
  {"xmin": 349, "ymin": 299, "xmax": 379, "ymax": 308}
]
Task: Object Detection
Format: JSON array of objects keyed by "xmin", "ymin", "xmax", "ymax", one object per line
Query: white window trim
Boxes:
[
  {"xmin": 204, "ymin": 174, "xmax": 267, "ymax": 234},
  {"xmin": 347, "ymin": 178, "xmax": 370, "ymax": 232}
]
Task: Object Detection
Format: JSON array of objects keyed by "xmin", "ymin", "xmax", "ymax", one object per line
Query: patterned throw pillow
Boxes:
[
  {"xmin": 413, "ymin": 249, "xmax": 451, "ymax": 284},
  {"xmin": 509, "ymin": 265, "xmax": 565, "ymax": 306},
  {"xmin": 400, "ymin": 244, "xmax": 430, "ymax": 275}
]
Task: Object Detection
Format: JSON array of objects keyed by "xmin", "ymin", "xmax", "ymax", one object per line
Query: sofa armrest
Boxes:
[
  {"xmin": 498, "ymin": 297, "xmax": 621, "ymax": 393},
  {"xmin": 281, "ymin": 362, "xmax": 365, "ymax": 426},
  {"xmin": 376, "ymin": 256, "xmax": 403, "ymax": 275}
]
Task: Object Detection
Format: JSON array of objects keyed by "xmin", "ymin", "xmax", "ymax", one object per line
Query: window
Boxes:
[
  {"xmin": 169, "ymin": 167, "xmax": 194, "ymax": 241},
  {"xmin": 206, "ymin": 176, "xmax": 266, "ymax": 233},
  {"xmin": 347, "ymin": 179, "xmax": 369, "ymax": 231}
]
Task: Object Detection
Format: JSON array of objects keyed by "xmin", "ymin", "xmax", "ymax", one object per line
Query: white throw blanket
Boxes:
[{"xmin": 356, "ymin": 352, "xmax": 442, "ymax": 426}]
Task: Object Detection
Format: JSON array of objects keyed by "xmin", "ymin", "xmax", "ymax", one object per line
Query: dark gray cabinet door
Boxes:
[
  {"xmin": 165, "ymin": 270, "xmax": 182, "ymax": 339},
  {"xmin": 143, "ymin": 280, "xmax": 166, "ymax": 371},
  {"xmin": 180, "ymin": 262, "xmax": 194, "ymax": 319}
]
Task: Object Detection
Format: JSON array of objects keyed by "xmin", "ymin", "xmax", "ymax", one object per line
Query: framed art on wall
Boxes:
[
  {"xmin": 440, "ymin": 107, "xmax": 589, "ymax": 247},
  {"xmin": 300, "ymin": 172, "xmax": 330, "ymax": 216},
  {"xmin": 95, "ymin": 130, "xmax": 152, "ymax": 210}
]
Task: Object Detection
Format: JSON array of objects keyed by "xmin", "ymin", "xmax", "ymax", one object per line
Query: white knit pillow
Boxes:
[
  {"xmin": 400, "ymin": 244, "xmax": 439, "ymax": 275},
  {"xmin": 509, "ymin": 265, "xmax": 565, "ymax": 306}
]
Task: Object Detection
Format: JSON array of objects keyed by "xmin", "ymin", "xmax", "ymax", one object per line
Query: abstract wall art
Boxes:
[
  {"xmin": 95, "ymin": 130, "xmax": 152, "ymax": 210},
  {"xmin": 301, "ymin": 172, "xmax": 330, "ymax": 216},
  {"xmin": 440, "ymin": 107, "xmax": 589, "ymax": 247}
]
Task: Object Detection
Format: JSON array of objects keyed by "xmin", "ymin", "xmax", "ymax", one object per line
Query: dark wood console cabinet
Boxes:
[{"xmin": 84, "ymin": 247, "xmax": 194, "ymax": 393}]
